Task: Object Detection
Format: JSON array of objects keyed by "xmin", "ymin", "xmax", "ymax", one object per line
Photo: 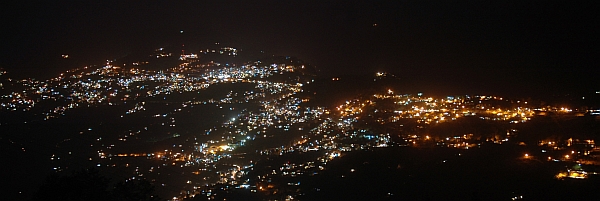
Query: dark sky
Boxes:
[{"xmin": 1, "ymin": 1, "xmax": 598, "ymax": 95}]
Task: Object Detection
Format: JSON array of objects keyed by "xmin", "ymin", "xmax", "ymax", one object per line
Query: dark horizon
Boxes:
[{"xmin": 1, "ymin": 1, "xmax": 598, "ymax": 97}]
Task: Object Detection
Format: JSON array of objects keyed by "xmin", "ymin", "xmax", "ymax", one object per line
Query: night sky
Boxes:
[{"xmin": 1, "ymin": 1, "xmax": 598, "ymax": 96}]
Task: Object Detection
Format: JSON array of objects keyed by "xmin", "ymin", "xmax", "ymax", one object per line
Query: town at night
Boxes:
[{"xmin": 1, "ymin": 1, "xmax": 598, "ymax": 201}]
